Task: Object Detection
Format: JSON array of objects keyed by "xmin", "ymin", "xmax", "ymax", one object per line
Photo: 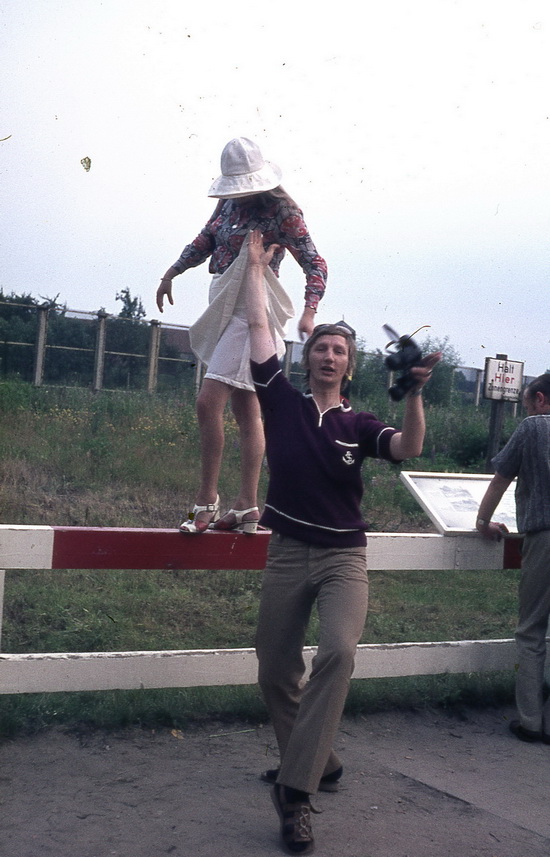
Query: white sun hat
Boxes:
[{"xmin": 207, "ymin": 137, "xmax": 282, "ymax": 198}]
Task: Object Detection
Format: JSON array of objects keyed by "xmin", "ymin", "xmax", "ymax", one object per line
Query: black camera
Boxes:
[{"xmin": 383, "ymin": 324, "xmax": 423, "ymax": 401}]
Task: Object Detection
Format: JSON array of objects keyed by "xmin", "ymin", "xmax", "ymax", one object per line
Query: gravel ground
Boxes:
[{"xmin": 1, "ymin": 704, "xmax": 549, "ymax": 857}]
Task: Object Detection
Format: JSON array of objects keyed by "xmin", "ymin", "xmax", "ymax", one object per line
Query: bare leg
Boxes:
[
  {"xmin": 214, "ymin": 388, "xmax": 264, "ymax": 528},
  {"xmin": 191, "ymin": 378, "xmax": 232, "ymax": 528}
]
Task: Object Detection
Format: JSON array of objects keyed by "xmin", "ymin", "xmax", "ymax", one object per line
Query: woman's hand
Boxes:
[
  {"xmin": 156, "ymin": 279, "xmax": 173, "ymax": 313},
  {"xmin": 156, "ymin": 267, "xmax": 179, "ymax": 313},
  {"xmin": 247, "ymin": 229, "xmax": 280, "ymax": 269}
]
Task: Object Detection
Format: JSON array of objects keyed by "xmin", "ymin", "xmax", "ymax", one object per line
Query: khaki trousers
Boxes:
[
  {"xmin": 515, "ymin": 529, "xmax": 550, "ymax": 733},
  {"xmin": 256, "ymin": 532, "xmax": 368, "ymax": 794}
]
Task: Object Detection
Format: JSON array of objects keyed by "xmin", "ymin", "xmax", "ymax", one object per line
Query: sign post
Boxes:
[{"xmin": 484, "ymin": 354, "xmax": 524, "ymax": 470}]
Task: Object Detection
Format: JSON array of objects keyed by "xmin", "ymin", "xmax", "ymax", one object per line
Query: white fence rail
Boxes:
[{"xmin": 0, "ymin": 525, "xmax": 534, "ymax": 696}]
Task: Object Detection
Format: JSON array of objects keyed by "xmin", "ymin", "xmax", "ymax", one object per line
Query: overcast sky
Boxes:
[{"xmin": 2, "ymin": 1, "xmax": 549, "ymax": 374}]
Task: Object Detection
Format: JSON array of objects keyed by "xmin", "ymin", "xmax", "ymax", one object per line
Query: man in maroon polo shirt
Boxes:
[{"xmin": 245, "ymin": 229, "xmax": 440, "ymax": 854}]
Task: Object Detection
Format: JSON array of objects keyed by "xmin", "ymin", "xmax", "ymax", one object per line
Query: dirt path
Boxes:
[{"xmin": 1, "ymin": 704, "xmax": 549, "ymax": 857}]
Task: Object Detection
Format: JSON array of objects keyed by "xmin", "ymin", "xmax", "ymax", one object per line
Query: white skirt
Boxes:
[{"xmin": 189, "ymin": 241, "xmax": 295, "ymax": 391}]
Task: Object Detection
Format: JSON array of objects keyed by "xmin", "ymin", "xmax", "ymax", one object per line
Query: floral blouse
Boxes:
[{"xmin": 172, "ymin": 197, "xmax": 327, "ymax": 310}]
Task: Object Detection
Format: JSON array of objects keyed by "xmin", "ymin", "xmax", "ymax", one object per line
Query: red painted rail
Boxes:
[{"xmin": 51, "ymin": 527, "xmax": 271, "ymax": 570}]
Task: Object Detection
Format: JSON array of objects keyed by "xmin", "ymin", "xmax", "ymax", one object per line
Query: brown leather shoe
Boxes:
[
  {"xmin": 261, "ymin": 765, "xmax": 342, "ymax": 793},
  {"xmin": 509, "ymin": 719, "xmax": 542, "ymax": 743},
  {"xmin": 271, "ymin": 784, "xmax": 315, "ymax": 854}
]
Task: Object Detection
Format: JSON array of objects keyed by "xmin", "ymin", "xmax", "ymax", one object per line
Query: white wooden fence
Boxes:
[{"xmin": 0, "ymin": 524, "xmax": 534, "ymax": 696}]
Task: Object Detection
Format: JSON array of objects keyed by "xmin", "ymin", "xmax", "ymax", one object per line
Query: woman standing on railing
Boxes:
[{"xmin": 156, "ymin": 137, "xmax": 327, "ymax": 534}]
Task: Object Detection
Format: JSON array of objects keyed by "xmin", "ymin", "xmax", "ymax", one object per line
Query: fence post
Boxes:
[
  {"xmin": 283, "ymin": 341, "xmax": 293, "ymax": 378},
  {"xmin": 485, "ymin": 353, "xmax": 508, "ymax": 471},
  {"xmin": 0, "ymin": 569, "xmax": 5, "ymax": 650},
  {"xmin": 93, "ymin": 310, "xmax": 108, "ymax": 392},
  {"xmin": 147, "ymin": 319, "xmax": 161, "ymax": 393},
  {"xmin": 474, "ymin": 368, "xmax": 483, "ymax": 407},
  {"xmin": 485, "ymin": 402, "xmax": 506, "ymax": 471},
  {"xmin": 194, "ymin": 360, "xmax": 204, "ymax": 395},
  {"xmin": 33, "ymin": 306, "xmax": 49, "ymax": 386}
]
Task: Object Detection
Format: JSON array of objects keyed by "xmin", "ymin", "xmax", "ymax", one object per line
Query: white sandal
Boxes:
[
  {"xmin": 212, "ymin": 506, "xmax": 260, "ymax": 535},
  {"xmin": 179, "ymin": 496, "xmax": 220, "ymax": 534}
]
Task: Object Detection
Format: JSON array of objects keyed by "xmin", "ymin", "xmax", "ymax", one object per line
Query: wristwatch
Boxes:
[{"xmin": 476, "ymin": 518, "xmax": 490, "ymax": 528}]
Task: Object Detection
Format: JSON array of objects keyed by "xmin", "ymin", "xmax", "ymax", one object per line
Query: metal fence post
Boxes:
[
  {"xmin": 194, "ymin": 360, "xmax": 204, "ymax": 395},
  {"xmin": 474, "ymin": 368, "xmax": 483, "ymax": 407},
  {"xmin": 283, "ymin": 340, "xmax": 293, "ymax": 378},
  {"xmin": 33, "ymin": 305, "xmax": 49, "ymax": 386},
  {"xmin": 0, "ymin": 569, "xmax": 4, "ymax": 650},
  {"xmin": 147, "ymin": 319, "xmax": 161, "ymax": 393},
  {"xmin": 93, "ymin": 310, "xmax": 108, "ymax": 392}
]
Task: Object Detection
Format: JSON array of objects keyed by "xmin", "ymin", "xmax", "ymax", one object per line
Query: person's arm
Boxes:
[
  {"xmin": 277, "ymin": 207, "xmax": 327, "ymax": 339},
  {"xmin": 156, "ymin": 266, "xmax": 179, "ymax": 313},
  {"xmin": 246, "ymin": 230, "xmax": 280, "ymax": 364},
  {"xmin": 389, "ymin": 353, "xmax": 441, "ymax": 459},
  {"xmin": 476, "ymin": 472, "xmax": 513, "ymax": 541},
  {"xmin": 155, "ymin": 206, "xmax": 221, "ymax": 313},
  {"xmin": 298, "ymin": 305, "xmax": 317, "ymax": 339},
  {"xmin": 156, "ymin": 229, "xmax": 213, "ymax": 313}
]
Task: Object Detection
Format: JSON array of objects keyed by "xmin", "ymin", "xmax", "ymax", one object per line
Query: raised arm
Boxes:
[
  {"xmin": 389, "ymin": 352, "xmax": 442, "ymax": 460},
  {"xmin": 245, "ymin": 230, "xmax": 281, "ymax": 364}
]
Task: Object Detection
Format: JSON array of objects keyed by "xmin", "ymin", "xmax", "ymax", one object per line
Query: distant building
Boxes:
[{"xmin": 161, "ymin": 325, "xmax": 194, "ymax": 360}]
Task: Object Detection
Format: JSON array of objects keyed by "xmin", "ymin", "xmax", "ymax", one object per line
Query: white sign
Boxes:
[
  {"xmin": 483, "ymin": 357, "xmax": 524, "ymax": 401},
  {"xmin": 400, "ymin": 471, "xmax": 518, "ymax": 534}
]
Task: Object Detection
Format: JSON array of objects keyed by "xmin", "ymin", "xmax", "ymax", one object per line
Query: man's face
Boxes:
[{"xmin": 308, "ymin": 334, "xmax": 349, "ymax": 389}]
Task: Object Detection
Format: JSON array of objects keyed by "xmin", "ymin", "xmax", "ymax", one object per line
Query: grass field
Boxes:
[{"xmin": 0, "ymin": 379, "xmax": 520, "ymax": 736}]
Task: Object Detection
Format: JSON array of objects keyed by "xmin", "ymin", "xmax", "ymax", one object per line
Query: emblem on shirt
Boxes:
[{"xmin": 342, "ymin": 451, "xmax": 355, "ymax": 466}]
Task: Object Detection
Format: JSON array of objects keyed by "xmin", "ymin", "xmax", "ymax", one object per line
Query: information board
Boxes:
[{"xmin": 400, "ymin": 471, "xmax": 518, "ymax": 534}]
